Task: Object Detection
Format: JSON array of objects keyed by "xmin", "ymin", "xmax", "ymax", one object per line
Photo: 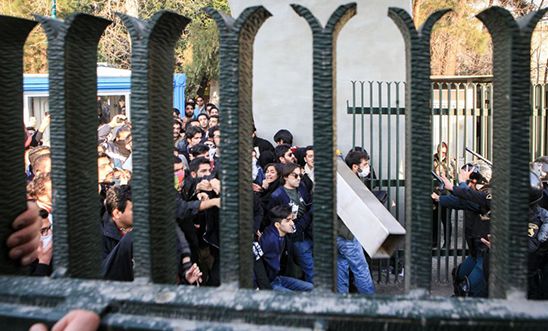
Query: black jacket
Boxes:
[{"xmin": 102, "ymin": 214, "xmax": 122, "ymax": 260}]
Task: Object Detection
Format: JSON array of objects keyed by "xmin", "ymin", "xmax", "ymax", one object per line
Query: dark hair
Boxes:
[
  {"xmin": 269, "ymin": 204, "xmax": 293, "ymax": 225},
  {"xmin": 281, "ymin": 163, "xmax": 300, "ymax": 183},
  {"xmin": 190, "ymin": 144, "xmax": 210, "ymax": 157},
  {"xmin": 294, "ymin": 147, "xmax": 307, "ymax": 167},
  {"xmin": 345, "ymin": 150, "xmax": 367, "ymax": 168},
  {"xmin": 264, "ymin": 163, "xmax": 282, "ymax": 178},
  {"xmin": 348, "ymin": 146, "xmax": 369, "ymax": 160},
  {"xmin": 206, "ymin": 103, "xmax": 216, "ymax": 109},
  {"xmin": 189, "ymin": 157, "xmax": 210, "ymax": 173},
  {"xmin": 173, "ymin": 108, "xmax": 180, "ymax": 116},
  {"xmin": 273, "ymin": 129, "xmax": 293, "ymax": 145},
  {"xmin": 105, "ymin": 185, "xmax": 132, "ymax": 216},
  {"xmin": 185, "ymin": 125, "xmax": 203, "ymax": 140},
  {"xmin": 173, "ymin": 118, "xmax": 183, "ymax": 126},
  {"xmin": 174, "ymin": 156, "xmax": 182, "ymax": 165},
  {"xmin": 197, "ymin": 113, "xmax": 210, "ymax": 120},
  {"xmin": 187, "ymin": 119, "xmax": 200, "ymax": 129},
  {"xmin": 208, "ymin": 126, "xmax": 220, "ymax": 139},
  {"xmin": 209, "ymin": 115, "xmax": 219, "ymax": 121},
  {"xmin": 275, "ymin": 144, "xmax": 292, "ymax": 162},
  {"xmin": 185, "ymin": 101, "xmax": 195, "ymax": 109}
]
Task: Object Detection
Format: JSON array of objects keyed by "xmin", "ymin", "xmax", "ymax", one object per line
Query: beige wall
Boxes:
[{"xmin": 229, "ymin": 0, "xmax": 409, "ymax": 153}]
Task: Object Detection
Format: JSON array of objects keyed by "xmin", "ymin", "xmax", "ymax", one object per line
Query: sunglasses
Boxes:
[{"xmin": 289, "ymin": 173, "xmax": 302, "ymax": 179}]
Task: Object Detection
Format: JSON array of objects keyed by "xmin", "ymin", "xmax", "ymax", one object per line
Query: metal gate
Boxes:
[
  {"xmin": 347, "ymin": 76, "xmax": 548, "ymax": 286},
  {"xmin": 1, "ymin": 3, "xmax": 548, "ymax": 330}
]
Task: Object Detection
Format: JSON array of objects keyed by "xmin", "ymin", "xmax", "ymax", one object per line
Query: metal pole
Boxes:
[{"xmin": 51, "ymin": 0, "xmax": 57, "ymax": 18}]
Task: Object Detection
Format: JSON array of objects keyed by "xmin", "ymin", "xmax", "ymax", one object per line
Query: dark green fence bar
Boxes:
[
  {"xmin": 351, "ymin": 81, "xmax": 356, "ymax": 147},
  {"xmin": 395, "ymin": 81, "xmax": 402, "ymax": 283},
  {"xmin": 477, "ymin": 6, "xmax": 548, "ymax": 299},
  {"xmin": 0, "ymin": 16, "xmax": 37, "ymax": 275},
  {"xmin": 36, "ymin": 13, "xmax": 110, "ymax": 279},
  {"xmin": 529, "ymin": 85, "xmax": 539, "ymax": 161},
  {"xmin": 377, "ymin": 81, "xmax": 383, "ymax": 191},
  {"xmin": 387, "ymin": 82, "xmax": 392, "ymax": 211},
  {"xmin": 4, "ymin": 4, "xmax": 548, "ymax": 330},
  {"xmin": 360, "ymin": 81, "xmax": 365, "ymax": 148},
  {"xmin": 119, "ymin": 11, "xmax": 189, "ymax": 283},
  {"xmin": 434, "ymin": 82, "xmax": 442, "ymax": 282},
  {"xmin": 205, "ymin": 6, "xmax": 271, "ymax": 287},
  {"xmin": 389, "ymin": 7, "xmax": 450, "ymax": 293},
  {"xmin": 292, "ymin": 2, "xmax": 356, "ymax": 291}
]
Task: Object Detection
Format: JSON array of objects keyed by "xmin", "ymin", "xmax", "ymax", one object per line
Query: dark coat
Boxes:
[
  {"xmin": 259, "ymin": 225, "xmax": 286, "ymax": 282},
  {"xmin": 268, "ymin": 183, "xmax": 313, "ymax": 241},
  {"xmin": 102, "ymin": 214, "xmax": 122, "ymax": 260},
  {"xmin": 102, "ymin": 232, "xmax": 133, "ymax": 281}
]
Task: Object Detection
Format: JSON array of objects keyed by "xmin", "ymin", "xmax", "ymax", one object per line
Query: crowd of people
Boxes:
[
  {"xmin": 431, "ymin": 143, "xmax": 548, "ymax": 299},
  {"xmin": 20, "ymin": 95, "xmax": 381, "ymax": 294},
  {"xmin": 19, "ymin": 95, "xmax": 548, "ymax": 298}
]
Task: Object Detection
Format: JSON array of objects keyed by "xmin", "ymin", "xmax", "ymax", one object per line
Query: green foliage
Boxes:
[{"xmin": 0, "ymin": 0, "xmax": 229, "ymax": 92}]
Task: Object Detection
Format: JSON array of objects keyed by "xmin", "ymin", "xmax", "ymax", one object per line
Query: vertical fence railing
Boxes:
[
  {"xmin": 206, "ymin": 5, "xmax": 271, "ymax": 288},
  {"xmin": 348, "ymin": 74, "xmax": 548, "ymax": 285},
  {"xmin": 477, "ymin": 6, "xmax": 548, "ymax": 299},
  {"xmin": 0, "ymin": 16, "xmax": 37, "ymax": 275},
  {"xmin": 2, "ymin": 3, "xmax": 548, "ymax": 330},
  {"xmin": 119, "ymin": 11, "xmax": 189, "ymax": 283},
  {"xmin": 36, "ymin": 13, "xmax": 111, "ymax": 279},
  {"xmin": 292, "ymin": 2, "xmax": 357, "ymax": 291}
]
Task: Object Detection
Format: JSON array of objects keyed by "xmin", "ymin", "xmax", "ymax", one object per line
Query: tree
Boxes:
[
  {"xmin": 0, "ymin": 0, "xmax": 229, "ymax": 94},
  {"xmin": 412, "ymin": 0, "xmax": 547, "ymax": 78}
]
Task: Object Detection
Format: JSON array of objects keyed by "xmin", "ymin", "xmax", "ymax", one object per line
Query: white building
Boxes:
[{"xmin": 229, "ymin": 0, "xmax": 408, "ymax": 153}]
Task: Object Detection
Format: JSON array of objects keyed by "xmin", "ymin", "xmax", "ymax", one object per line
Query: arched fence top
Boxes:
[{"xmin": 1, "ymin": 3, "xmax": 548, "ymax": 329}]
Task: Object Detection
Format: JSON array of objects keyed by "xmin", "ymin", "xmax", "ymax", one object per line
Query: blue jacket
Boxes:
[
  {"xmin": 268, "ymin": 183, "xmax": 313, "ymax": 241},
  {"xmin": 259, "ymin": 225, "xmax": 286, "ymax": 282}
]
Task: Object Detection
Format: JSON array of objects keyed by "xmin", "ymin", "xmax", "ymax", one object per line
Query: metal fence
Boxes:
[
  {"xmin": 1, "ymin": 3, "xmax": 548, "ymax": 330},
  {"xmin": 347, "ymin": 77, "xmax": 548, "ymax": 284}
]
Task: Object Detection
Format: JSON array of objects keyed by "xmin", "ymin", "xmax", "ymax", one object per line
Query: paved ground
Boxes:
[{"xmin": 372, "ymin": 255, "xmax": 460, "ymax": 297}]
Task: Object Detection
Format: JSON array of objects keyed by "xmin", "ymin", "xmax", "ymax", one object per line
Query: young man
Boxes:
[
  {"xmin": 102, "ymin": 185, "xmax": 133, "ymax": 260},
  {"xmin": 183, "ymin": 157, "xmax": 221, "ymax": 286},
  {"xmin": 302, "ymin": 146, "xmax": 314, "ymax": 193},
  {"xmin": 193, "ymin": 96, "xmax": 206, "ymax": 119},
  {"xmin": 209, "ymin": 115, "xmax": 219, "ymax": 129},
  {"xmin": 173, "ymin": 119, "xmax": 186, "ymax": 153},
  {"xmin": 268, "ymin": 163, "xmax": 314, "ymax": 283},
  {"xmin": 181, "ymin": 126, "xmax": 204, "ymax": 164},
  {"xmin": 258, "ymin": 205, "xmax": 313, "ymax": 292},
  {"xmin": 197, "ymin": 113, "xmax": 209, "ymax": 133},
  {"xmin": 184, "ymin": 101, "xmax": 195, "ymax": 120},
  {"xmin": 253, "ymin": 126, "xmax": 275, "ymax": 168},
  {"xmin": 273, "ymin": 129, "xmax": 293, "ymax": 146},
  {"xmin": 101, "ymin": 185, "xmax": 208, "ymax": 284},
  {"xmin": 337, "ymin": 150, "xmax": 376, "ymax": 294},
  {"xmin": 274, "ymin": 144, "xmax": 297, "ymax": 165},
  {"xmin": 209, "ymin": 105, "xmax": 219, "ymax": 117}
]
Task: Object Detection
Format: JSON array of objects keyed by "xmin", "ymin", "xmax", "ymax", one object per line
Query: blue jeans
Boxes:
[
  {"xmin": 292, "ymin": 239, "xmax": 315, "ymax": 283},
  {"xmin": 271, "ymin": 276, "xmax": 313, "ymax": 292},
  {"xmin": 458, "ymin": 255, "xmax": 487, "ymax": 297},
  {"xmin": 336, "ymin": 237, "xmax": 375, "ymax": 294}
]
